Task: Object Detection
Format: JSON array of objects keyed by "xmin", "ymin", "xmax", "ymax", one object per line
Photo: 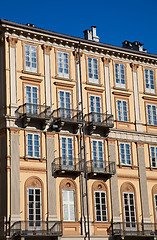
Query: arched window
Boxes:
[
  {"xmin": 121, "ymin": 182, "xmax": 137, "ymax": 230},
  {"xmin": 25, "ymin": 177, "xmax": 43, "ymax": 229},
  {"xmin": 92, "ymin": 181, "xmax": 109, "ymax": 222},
  {"xmin": 60, "ymin": 179, "xmax": 77, "ymax": 222}
]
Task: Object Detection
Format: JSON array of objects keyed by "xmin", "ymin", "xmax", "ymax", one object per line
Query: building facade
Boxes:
[{"xmin": 0, "ymin": 20, "xmax": 157, "ymax": 240}]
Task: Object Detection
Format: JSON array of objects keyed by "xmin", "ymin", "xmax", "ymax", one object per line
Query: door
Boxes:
[
  {"xmin": 25, "ymin": 85, "xmax": 39, "ymax": 114},
  {"xmin": 61, "ymin": 136, "xmax": 74, "ymax": 169}
]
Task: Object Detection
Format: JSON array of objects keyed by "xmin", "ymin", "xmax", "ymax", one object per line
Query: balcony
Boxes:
[
  {"xmin": 9, "ymin": 221, "xmax": 62, "ymax": 238},
  {"xmin": 86, "ymin": 160, "xmax": 116, "ymax": 179},
  {"xmin": 51, "ymin": 108, "xmax": 82, "ymax": 132},
  {"xmin": 16, "ymin": 103, "xmax": 50, "ymax": 129},
  {"xmin": 85, "ymin": 112, "xmax": 114, "ymax": 134},
  {"xmin": 108, "ymin": 222, "xmax": 157, "ymax": 238},
  {"xmin": 52, "ymin": 157, "xmax": 83, "ymax": 177}
]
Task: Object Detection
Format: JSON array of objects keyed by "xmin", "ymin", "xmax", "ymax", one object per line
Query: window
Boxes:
[
  {"xmin": 25, "ymin": 85, "xmax": 39, "ymax": 114},
  {"xmin": 147, "ymin": 104, "xmax": 157, "ymax": 125},
  {"xmin": 115, "ymin": 63, "xmax": 126, "ymax": 88},
  {"xmin": 88, "ymin": 57, "xmax": 99, "ymax": 84},
  {"xmin": 57, "ymin": 51, "xmax": 69, "ymax": 78},
  {"xmin": 89, "ymin": 95, "xmax": 101, "ymax": 122},
  {"xmin": 92, "ymin": 139, "xmax": 104, "ymax": 169},
  {"xmin": 144, "ymin": 68, "xmax": 155, "ymax": 94},
  {"xmin": 123, "ymin": 192, "xmax": 136, "ymax": 230},
  {"xmin": 116, "ymin": 99, "xmax": 128, "ymax": 121},
  {"xmin": 27, "ymin": 133, "xmax": 40, "ymax": 158},
  {"xmin": 119, "ymin": 142, "xmax": 131, "ymax": 165},
  {"xmin": 62, "ymin": 189, "xmax": 75, "ymax": 221},
  {"xmin": 61, "ymin": 136, "xmax": 74, "ymax": 167},
  {"xmin": 150, "ymin": 145, "xmax": 157, "ymax": 168},
  {"xmin": 58, "ymin": 90, "xmax": 71, "ymax": 118},
  {"xmin": 24, "ymin": 44, "xmax": 37, "ymax": 73},
  {"xmin": 27, "ymin": 188, "xmax": 42, "ymax": 229},
  {"xmin": 94, "ymin": 191, "xmax": 108, "ymax": 222},
  {"xmin": 154, "ymin": 194, "xmax": 157, "ymax": 220}
]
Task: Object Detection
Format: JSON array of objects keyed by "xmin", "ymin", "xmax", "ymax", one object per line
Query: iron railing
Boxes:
[
  {"xmin": 85, "ymin": 112, "xmax": 114, "ymax": 128},
  {"xmin": 52, "ymin": 157, "xmax": 83, "ymax": 174},
  {"xmin": 108, "ymin": 222, "xmax": 157, "ymax": 236},
  {"xmin": 10, "ymin": 221, "xmax": 62, "ymax": 237},
  {"xmin": 52, "ymin": 108, "xmax": 82, "ymax": 123},
  {"xmin": 86, "ymin": 160, "xmax": 116, "ymax": 175},
  {"xmin": 16, "ymin": 103, "xmax": 51, "ymax": 119}
]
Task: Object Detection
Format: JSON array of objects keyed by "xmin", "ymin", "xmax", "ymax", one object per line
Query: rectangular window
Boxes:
[
  {"xmin": 57, "ymin": 51, "xmax": 69, "ymax": 78},
  {"xmin": 147, "ymin": 104, "xmax": 157, "ymax": 125},
  {"xmin": 61, "ymin": 136, "xmax": 74, "ymax": 167},
  {"xmin": 58, "ymin": 90, "xmax": 71, "ymax": 118},
  {"xmin": 94, "ymin": 191, "xmax": 108, "ymax": 222},
  {"xmin": 25, "ymin": 85, "xmax": 39, "ymax": 114},
  {"xmin": 24, "ymin": 44, "xmax": 37, "ymax": 73},
  {"xmin": 117, "ymin": 99, "xmax": 128, "ymax": 121},
  {"xmin": 150, "ymin": 145, "xmax": 157, "ymax": 168},
  {"xmin": 89, "ymin": 95, "xmax": 101, "ymax": 122},
  {"xmin": 115, "ymin": 63, "xmax": 126, "ymax": 88},
  {"xmin": 145, "ymin": 68, "xmax": 155, "ymax": 94},
  {"xmin": 27, "ymin": 188, "xmax": 42, "ymax": 229},
  {"xmin": 62, "ymin": 189, "xmax": 75, "ymax": 221},
  {"xmin": 92, "ymin": 139, "xmax": 104, "ymax": 169},
  {"xmin": 88, "ymin": 57, "xmax": 99, "ymax": 84},
  {"xmin": 154, "ymin": 194, "xmax": 157, "ymax": 220},
  {"xmin": 123, "ymin": 192, "xmax": 136, "ymax": 230},
  {"xmin": 27, "ymin": 133, "xmax": 40, "ymax": 158},
  {"xmin": 119, "ymin": 142, "xmax": 131, "ymax": 165}
]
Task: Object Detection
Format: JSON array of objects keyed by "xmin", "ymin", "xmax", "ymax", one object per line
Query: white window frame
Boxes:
[
  {"xmin": 57, "ymin": 51, "xmax": 69, "ymax": 79},
  {"xmin": 91, "ymin": 139, "xmax": 104, "ymax": 169},
  {"xmin": 26, "ymin": 132, "xmax": 40, "ymax": 158},
  {"xmin": 116, "ymin": 99, "xmax": 128, "ymax": 122},
  {"xmin": 60, "ymin": 136, "xmax": 74, "ymax": 167},
  {"xmin": 89, "ymin": 95, "xmax": 102, "ymax": 122},
  {"xmin": 88, "ymin": 57, "xmax": 99, "ymax": 84},
  {"xmin": 115, "ymin": 63, "xmax": 126, "ymax": 89},
  {"xmin": 154, "ymin": 194, "xmax": 157, "ymax": 220},
  {"xmin": 25, "ymin": 85, "xmax": 39, "ymax": 114},
  {"xmin": 123, "ymin": 192, "xmax": 137, "ymax": 231},
  {"xmin": 27, "ymin": 187, "xmax": 42, "ymax": 230},
  {"xmin": 94, "ymin": 191, "xmax": 108, "ymax": 222},
  {"xmin": 119, "ymin": 142, "xmax": 131, "ymax": 166},
  {"xmin": 62, "ymin": 189, "xmax": 76, "ymax": 221},
  {"xmin": 144, "ymin": 68, "xmax": 155, "ymax": 94},
  {"xmin": 24, "ymin": 43, "xmax": 37, "ymax": 73},
  {"xmin": 146, "ymin": 104, "xmax": 157, "ymax": 126},
  {"xmin": 150, "ymin": 145, "xmax": 157, "ymax": 168}
]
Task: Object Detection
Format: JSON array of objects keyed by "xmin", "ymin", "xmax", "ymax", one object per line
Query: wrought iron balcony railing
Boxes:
[
  {"xmin": 108, "ymin": 222, "xmax": 157, "ymax": 237},
  {"xmin": 85, "ymin": 112, "xmax": 114, "ymax": 128},
  {"xmin": 52, "ymin": 108, "xmax": 82, "ymax": 123},
  {"xmin": 86, "ymin": 160, "xmax": 116, "ymax": 177},
  {"xmin": 10, "ymin": 221, "xmax": 62, "ymax": 237},
  {"xmin": 52, "ymin": 157, "xmax": 83, "ymax": 175},
  {"xmin": 16, "ymin": 103, "xmax": 51, "ymax": 120}
]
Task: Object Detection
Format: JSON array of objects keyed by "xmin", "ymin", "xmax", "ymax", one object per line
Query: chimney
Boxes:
[
  {"xmin": 84, "ymin": 26, "xmax": 99, "ymax": 42},
  {"xmin": 122, "ymin": 40, "xmax": 147, "ymax": 52}
]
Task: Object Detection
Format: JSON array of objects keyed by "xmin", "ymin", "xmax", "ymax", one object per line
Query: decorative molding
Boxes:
[
  {"xmin": 54, "ymin": 81, "xmax": 75, "ymax": 88},
  {"xmin": 136, "ymin": 142, "xmax": 144, "ymax": 147},
  {"xmin": 42, "ymin": 44, "xmax": 52, "ymax": 54},
  {"xmin": 46, "ymin": 132, "xmax": 55, "ymax": 138},
  {"xmin": 130, "ymin": 63, "xmax": 139, "ymax": 71},
  {"xmin": 102, "ymin": 57, "xmax": 111, "ymax": 65},
  {"xmin": 7, "ymin": 36, "xmax": 18, "ymax": 46},
  {"xmin": 142, "ymin": 95, "xmax": 157, "ymax": 101},
  {"xmin": 20, "ymin": 76, "xmax": 43, "ymax": 83},
  {"xmin": 85, "ymin": 86, "xmax": 104, "ymax": 93},
  {"xmin": 10, "ymin": 128, "xmax": 20, "ymax": 134},
  {"xmin": 108, "ymin": 139, "xmax": 115, "ymax": 144},
  {"xmin": 73, "ymin": 50, "xmax": 83, "ymax": 61},
  {"xmin": 20, "ymin": 166, "xmax": 46, "ymax": 172},
  {"xmin": 112, "ymin": 91, "xmax": 131, "ymax": 97}
]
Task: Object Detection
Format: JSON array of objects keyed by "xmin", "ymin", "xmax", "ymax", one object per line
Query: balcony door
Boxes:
[
  {"xmin": 91, "ymin": 140, "xmax": 104, "ymax": 171},
  {"xmin": 58, "ymin": 90, "xmax": 71, "ymax": 118},
  {"xmin": 61, "ymin": 136, "xmax": 74, "ymax": 169},
  {"xmin": 25, "ymin": 85, "xmax": 39, "ymax": 114},
  {"xmin": 27, "ymin": 188, "xmax": 42, "ymax": 230},
  {"xmin": 89, "ymin": 95, "xmax": 101, "ymax": 122},
  {"xmin": 123, "ymin": 192, "xmax": 137, "ymax": 231}
]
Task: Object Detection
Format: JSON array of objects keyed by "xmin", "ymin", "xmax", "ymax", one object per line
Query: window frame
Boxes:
[
  {"xmin": 23, "ymin": 42, "xmax": 38, "ymax": 74},
  {"xmin": 146, "ymin": 103, "xmax": 157, "ymax": 126},
  {"xmin": 60, "ymin": 136, "xmax": 74, "ymax": 167},
  {"xmin": 149, "ymin": 145, "xmax": 157, "ymax": 168},
  {"xmin": 26, "ymin": 132, "xmax": 41, "ymax": 158},
  {"xmin": 116, "ymin": 98, "xmax": 129, "ymax": 122},
  {"xmin": 91, "ymin": 139, "xmax": 105, "ymax": 169},
  {"xmin": 144, "ymin": 67, "xmax": 156, "ymax": 94},
  {"xmin": 86, "ymin": 55, "xmax": 100, "ymax": 85},
  {"xmin": 119, "ymin": 142, "xmax": 132, "ymax": 166},
  {"xmin": 62, "ymin": 189, "xmax": 76, "ymax": 222},
  {"xmin": 114, "ymin": 62, "xmax": 126, "ymax": 89},
  {"xmin": 55, "ymin": 49, "xmax": 70, "ymax": 79},
  {"xmin": 94, "ymin": 190, "xmax": 108, "ymax": 222}
]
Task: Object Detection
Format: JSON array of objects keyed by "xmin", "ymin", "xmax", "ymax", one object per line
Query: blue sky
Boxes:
[{"xmin": 1, "ymin": 0, "xmax": 157, "ymax": 54}]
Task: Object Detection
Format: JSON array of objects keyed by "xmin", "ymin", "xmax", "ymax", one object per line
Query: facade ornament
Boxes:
[
  {"xmin": 130, "ymin": 63, "xmax": 139, "ymax": 71},
  {"xmin": 42, "ymin": 44, "xmax": 52, "ymax": 54},
  {"xmin": 7, "ymin": 36, "xmax": 18, "ymax": 46},
  {"xmin": 102, "ymin": 57, "xmax": 111, "ymax": 65}
]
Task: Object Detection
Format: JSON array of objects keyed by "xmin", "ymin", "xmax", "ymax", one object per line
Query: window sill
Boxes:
[
  {"xmin": 118, "ymin": 164, "xmax": 135, "ymax": 169},
  {"xmin": 113, "ymin": 86, "xmax": 129, "ymax": 91},
  {"xmin": 22, "ymin": 70, "xmax": 41, "ymax": 76},
  {"xmin": 115, "ymin": 120, "xmax": 133, "ymax": 124},
  {"xmin": 86, "ymin": 82, "xmax": 103, "ymax": 87},
  {"xmin": 24, "ymin": 156, "xmax": 43, "ymax": 161},
  {"xmin": 143, "ymin": 91, "xmax": 156, "ymax": 96},
  {"xmin": 54, "ymin": 76, "xmax": 74, "ymax": 81}
]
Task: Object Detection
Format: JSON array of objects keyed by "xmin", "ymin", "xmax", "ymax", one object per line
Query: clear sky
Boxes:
[{"xmin": 1, "ymin": 0, "xmax": 157, "ymax": 54}]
